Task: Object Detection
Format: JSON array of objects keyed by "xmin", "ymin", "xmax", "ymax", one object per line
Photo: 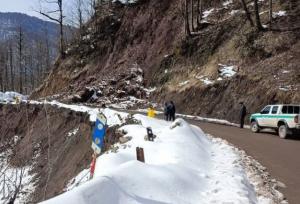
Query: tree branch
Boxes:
[{"xmin": 38, "ymin": 11, "xmax": 60, "ymax": 23}]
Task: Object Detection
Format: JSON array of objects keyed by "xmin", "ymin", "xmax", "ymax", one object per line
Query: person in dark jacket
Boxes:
[
  {"xmin": 169, "ymin": 101, "xmax": 176, "ymax": 121},
  {"xmin": 240, "ymin": 102, "xmax": 247, "ymax": 128},
  {"xmin": 164, "ymin": 102, "xmax": 169, "ymax": 121}
]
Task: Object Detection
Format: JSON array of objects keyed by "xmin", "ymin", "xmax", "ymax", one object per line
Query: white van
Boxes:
[{"xmin": 250, "ymin": 105, "xmax": 300, "ymax": 139}]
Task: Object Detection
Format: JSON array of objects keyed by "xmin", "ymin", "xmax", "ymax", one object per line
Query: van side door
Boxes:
[
  {"xmin": 269, "ymin": 105, "xmax": 279, "ymax": 128},
  {"xmin": 259, "ymin": 106, "xmax": 271, "ymax": 127}
]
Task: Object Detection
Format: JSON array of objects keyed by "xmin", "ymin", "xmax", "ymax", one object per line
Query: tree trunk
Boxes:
[
  {"xmin": 18, "ymin": 27, "xmax": 23, "ymax": 93},
  {"xmin": 185, "ymin": 0, "xmax": 191, "ymax": 36},
  {"xmin": 59, "ymin": 0, "xmax": 65, "ymax": 59},
  {"xmin": 0, "ymin": 53, "xmax": 4, "ymax": 91},
  {"xmin": 239, "ymin": 0, "xmax": 254, "ymax": 27},
  {"xmin": 254, "ymin": 0, "xmax": 264, "ymax": 31},
  {"xmin": 191, "ymin": 0, "xmax": 195, "ymax": 32},
  {"xmin": 44, "ymin": 28, "xmax": 51, "ymax": 75},
  {"xmin": 5, "ymin": 51, "xmax": 9, "ymax": 91},
  {"xmin": 77, "ymin": 0, "xmax": 83, "ymax": 32},
  {"xmin": 196, "ymin": 0, "xmax": 202, "ymax": 27},
  {"xmin": 9, "ymin": 42, "xmax": 14, "ymax": 91},
  {"xmin": 269, "ymin": 0, "xmax": 272, "ymax": 29},
  {"xmin": 38, "ymin": 0, "xmax": 65, "ymax": 59}
]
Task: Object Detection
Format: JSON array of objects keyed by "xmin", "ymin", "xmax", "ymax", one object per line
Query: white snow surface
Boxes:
[
  {"xmin": 230, "ymin": 10, "xmax": 243, "ymax": 15},
  {"xmin": 113, "ymin": 0, "xmax": 138, "ymax": 4},
  {"xmin": 179, "ymin": 80, "xmax": 190, "ymax": 86},
  {"xmin": 273, "ymin": 11, "xmax": 287, "ymax": 18},
  {"xmin": 196, "ymin": 75, "xmax": 214, "ymax": 85},
  {"xmin": 29, "ymin": 100, "xmax": 128, "ymax": 125},
  {"xmin": 0, "ymin": 152, "xmax": 36, "ymax": 204},
  {"xmin": 203, "ymin": 8, "xmax": 214, "ymax": 19},
  {"xmin": 222, "ymin": 0, "xmax": 233, "ymax": 7},
  {"xmin": 218, "ymin": 64, "xmax": 237, "ymax": 78},
  {"xmin": 42, "ymin": 115, "xmax": 263, "ymax": 204},
  {"xmin": 0, "ymin": 91, "xmax": 27, "ymax": 103}
]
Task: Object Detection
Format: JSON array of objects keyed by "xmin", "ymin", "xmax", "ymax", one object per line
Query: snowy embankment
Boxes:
[
  {"xmin": 29, "ymin": 100, "xmax": 128, "ymax": 125},
  {"xmin": 0, "ymin": 91, "xmax": 27, "ymax": 103},
  {"xmin": 42, "ymin": 114, "xmax": 270, "ymax": 204}
]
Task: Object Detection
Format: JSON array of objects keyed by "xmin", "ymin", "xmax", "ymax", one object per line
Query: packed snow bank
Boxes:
[
  {"xmin": 29, "ymin": 100, "xmax": 128, "ymax": 125},
  {"xmin": 42, "ymin": 115, "xmax": 265, "ymax": 204},
  {"xmin": 0, "ymin": 91, "xmax": 27, "ymax": 103}
]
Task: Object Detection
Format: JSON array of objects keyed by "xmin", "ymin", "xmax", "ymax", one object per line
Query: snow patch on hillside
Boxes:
[
  {"xmin": 179, "ymin": 80, "xmax": 190, "ymax": 86},
  {"xmin": 273, "ymin": 11, "xmax": 287, "ymax": 18},
  {"xmin": 218, "ymin": 64, "xmax": 237, "ymax": 78},
  {"xmin": 0, "ymin": 152, "xmax": 36, "ymax": 204},
  {"xmin": 113, "ymin": 0, "xmax": 139, "ymax": 4},
  {"xmin": 0, "ymin": 92, "xmax": 27, "ymax": 103},
  {"xmin": 222, "ymin": 0, "xmax": 233, "ymax": 7},
  {"xmin": 196, "ymin": 75, "xmax": 214, "ymax": 85}
]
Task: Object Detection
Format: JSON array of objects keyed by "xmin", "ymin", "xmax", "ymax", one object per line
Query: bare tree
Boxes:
[
  {"xmin": 191, "ymin": 0, "xmax": 195, "ymax": 32},
  {"xmin": 197, "ymin": 0, "xmax": 203, "ymax": 26},
  {"xmin": 269, "ymin": 0, "xmax": 272, "ymax": 29},
  {"xmin": 185, "ymin": 0, "xmax": 191, "ymax": 36},
  {"xmin": 0, "ymin": 51, "xmax": 4, "ymax": 91},
  {"xmin": 77, "ymin": 0, "xmax": 84, "ymax": 30},
  {"xmin": 42, "ymin": 26, "xmax": 51, "ymax": 77},
  {"xmin": 253, "ymin": 0, "xmax": 264, "ymax": 31},
  {"xmin": 17, "ymin": 26, "xmax": 24, "ymax": 93},
  {"xmin": 38, "ymin": 0, "xmax": 65, "ymax": 59},
  {"xmin": 239, "ymin": 0, "xmax": 254, "ymax": 27},
  {"xmin": 4, "ymin": 51, "xmax": 9, "ymax": 91},
  {"xmin": 85, "ymin": 0, "xmax": 97, "ymax": 19},
  {"xmin": 9, "ymin": 42, "xmax": 14, "ymax": 91}
]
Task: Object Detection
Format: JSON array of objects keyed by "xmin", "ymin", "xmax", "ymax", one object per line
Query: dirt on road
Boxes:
[{"xmin": 191, "ymin": 120, "xmax": 300, "ymax": 204}]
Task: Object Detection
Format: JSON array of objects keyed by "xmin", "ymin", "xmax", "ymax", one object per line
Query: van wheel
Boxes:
[
  {"xmin": 278, "ymin": 125, "xmax": 288, "ymax": 139},
  {"xmin": 251, "ymin": 121, "xmax": 260, "ymax": 133}
]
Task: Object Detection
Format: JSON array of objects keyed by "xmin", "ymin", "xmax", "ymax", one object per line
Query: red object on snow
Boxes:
[{"xmin": 90, "ymin": 154, "xmax": 97, "ymax": 179}]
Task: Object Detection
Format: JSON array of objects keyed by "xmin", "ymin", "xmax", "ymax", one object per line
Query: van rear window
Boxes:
[
  {"xmin": 288, "ymin": 106, "xmax": 294, "ymax": 114},
  {"xmin": 282, "ymin": 106, "xmax": 300, "ymax": 114},
  {"xmin": 295, "ymin": 106, "xmax": 300, "ymax": 114}
]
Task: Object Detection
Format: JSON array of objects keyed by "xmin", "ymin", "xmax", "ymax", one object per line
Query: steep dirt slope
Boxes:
[
  {"xmin": 32, "ymin": 0, "xmax": 300, "ymax": 123},
  {"xmin": 0, "ymin": 103, "xmax": 93, "ymax": 202},
  {"xmin": 32, "ymin": 0, "xmax": 183, "ymax": 99}
]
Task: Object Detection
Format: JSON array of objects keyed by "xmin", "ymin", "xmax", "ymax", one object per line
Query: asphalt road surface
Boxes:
[{"xmin": 189, "ymin": 120, "xmax": 300, "ymax": 204}]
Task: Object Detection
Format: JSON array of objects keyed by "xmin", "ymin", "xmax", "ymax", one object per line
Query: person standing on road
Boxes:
[
  {"xmin": 169, "ymin": 101, "xmax": 176, "ymax": 121},
  {"xmin": 240, "ymin": 102, "xmax": 247, "ymax": 128},
  {"xmin": 164, "ymin": 102, "xmax": 169, "ymax": 121}
]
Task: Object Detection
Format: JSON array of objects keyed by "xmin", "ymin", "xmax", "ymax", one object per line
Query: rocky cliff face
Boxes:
[{"xmin": 32, "ymin": 0, "xmax": 300, "ymax": 122}]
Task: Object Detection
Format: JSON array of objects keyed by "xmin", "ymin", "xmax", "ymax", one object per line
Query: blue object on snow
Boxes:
[{"xmin": 92, "ymin": 113, "xmax": 107, "ymax": 153}]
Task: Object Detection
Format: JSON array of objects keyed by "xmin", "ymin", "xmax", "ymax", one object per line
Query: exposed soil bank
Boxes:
[{"xmin": 0, "ymin": 103, "xmax": 93, "ymax": 202}]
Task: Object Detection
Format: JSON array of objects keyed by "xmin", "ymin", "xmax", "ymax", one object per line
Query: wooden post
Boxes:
[{"xmin": 136, "ymin": 147, "xmax": 145, "ymax": 163}]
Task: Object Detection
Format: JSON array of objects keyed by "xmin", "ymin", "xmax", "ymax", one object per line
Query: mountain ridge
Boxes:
[{"xmin": 0, "ymin": 12, "xmax": 60, "ymax": 42}]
